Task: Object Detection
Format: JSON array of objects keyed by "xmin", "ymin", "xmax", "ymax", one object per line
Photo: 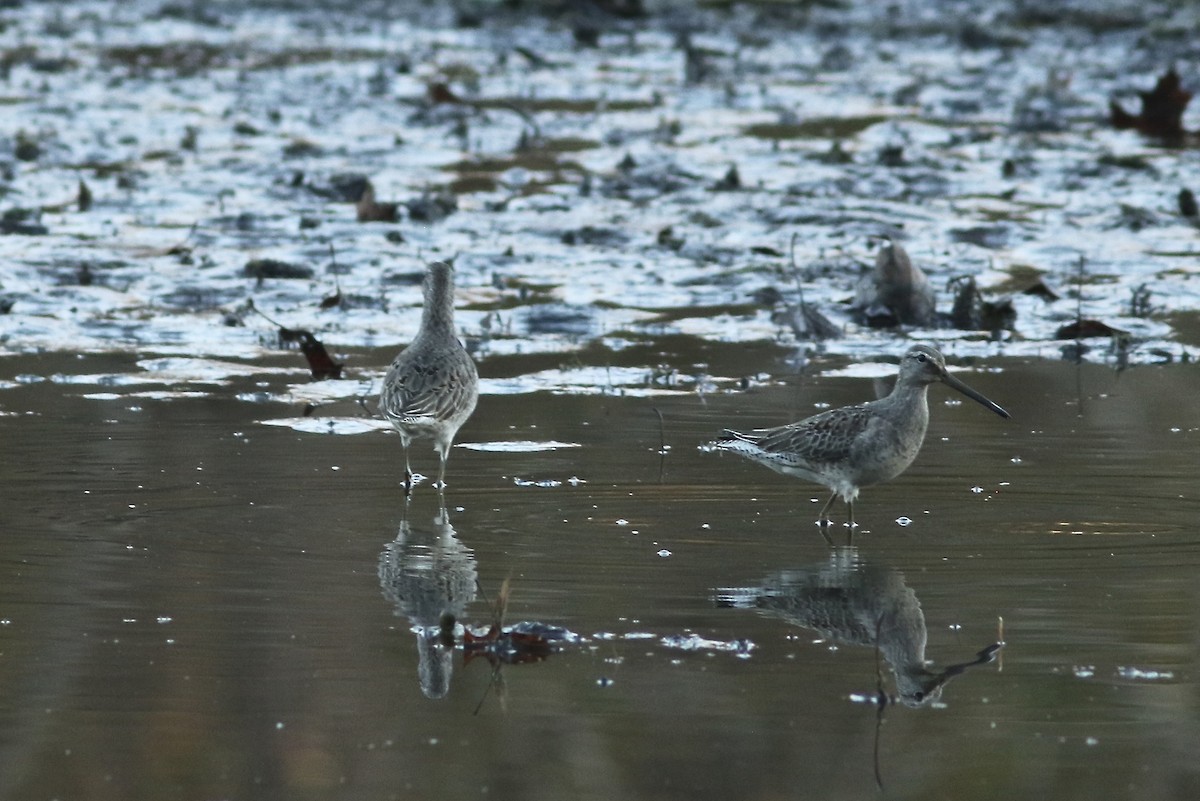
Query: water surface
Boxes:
[{"xmin": 2, "ymin": 352, "xmax": 1199, "ymax": 800}]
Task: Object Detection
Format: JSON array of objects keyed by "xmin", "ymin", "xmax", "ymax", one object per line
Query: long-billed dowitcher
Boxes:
[
  {"xmin": 379, "ymin": 262, "xmax": 479, "ymax": 490},
  {"xmin": 709, "ymin": 344, "xmax": 1009, "ymax": 527}
]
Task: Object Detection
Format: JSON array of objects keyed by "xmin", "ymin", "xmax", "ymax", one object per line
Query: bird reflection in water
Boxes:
[
  {"xmin": 715, "ymin": 546, "xmax": 1002, "ymax": 708},
  {"xmin": 378, "ymin": 501, "xmax": 477, "ymax": 699},
  {"xmin": 378, "ymin": 501, "xmax": 577, "ymax": 707}
]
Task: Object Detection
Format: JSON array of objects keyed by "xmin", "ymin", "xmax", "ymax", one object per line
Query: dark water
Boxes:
[{"xmin": 3, "ymin": 350, "xmax": 1200, "ymax": 800}]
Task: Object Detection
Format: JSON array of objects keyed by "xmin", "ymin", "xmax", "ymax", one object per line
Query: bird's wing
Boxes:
[
  {"xmin": 745, "ymin": 405, "xmax": 873, "ymax": 466},
  {"xmin": 381, "ymin": 348, "xmax": 478, "ymax": 422}
]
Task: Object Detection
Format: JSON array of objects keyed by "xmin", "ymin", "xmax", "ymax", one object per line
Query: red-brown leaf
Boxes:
[{"xmin": 1110, "ymin": 68, "xmax": 1192, "ymax": 140}]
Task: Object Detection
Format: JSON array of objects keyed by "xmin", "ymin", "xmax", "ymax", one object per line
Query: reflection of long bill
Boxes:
[
  {"xmin": 942, "ymin": 371, "xmax": 1011, "ymax": 419},
  {"xmin": 924, "ymin": 641, "xmax": 1005, "ymax": 697}
]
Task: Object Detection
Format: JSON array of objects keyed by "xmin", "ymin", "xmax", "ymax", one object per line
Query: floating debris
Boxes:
[
  {"xmin": 356, "ymin": 179, "xmax": 400, "ymax": 223},
  {"xmin": 244, "ymin": 259, "xmax": 313, "ymax": 282},
  {"xmin": 1110, "ymin": 67, "xmax": 1193, "ymax": 143}
]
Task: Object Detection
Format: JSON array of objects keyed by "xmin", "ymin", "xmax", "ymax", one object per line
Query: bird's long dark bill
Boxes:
[{"xmin": 942, "ymin": 373, "xmax": 1011, "ymax": 419}]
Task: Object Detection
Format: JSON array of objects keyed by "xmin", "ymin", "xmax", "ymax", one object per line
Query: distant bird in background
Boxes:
[
  {"xmin": 856, "ymin": 239, "xmax": 937, "ymax": 328},
  {"xmin": 379, "ymin": 261, "xmax": 479, "ymax": 491},
  {"xmin": 708, "ymin": 344, "xmax": 1009, "ymax": 529}
]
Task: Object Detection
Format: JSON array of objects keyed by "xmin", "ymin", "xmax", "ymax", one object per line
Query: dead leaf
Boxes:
[
  {"xmin": 356, "ymin": 179, "xmax": 399, "ymax": 223},
  {"xmin": 1021, "ymin": 278, "xmax": 1060, "ymax": 301},
  {"xmin": 278, "ymin": 328, "xmax": 344, "ymax": 379},
  {"xmin": 1180, "ymin": 188, "xmax": 1197, "ymax": 218},
  {"xmin": 1110, "ymin": 67, "xmax": 1192, "ymax": 141},
  {"xmin": 244, "ymin": 258, "xmax": 313, "ymax": 281},
  {"xmin": 1055, "ymin": 319, "xmax": 1129, "ymax": 340},
  {"xmin": 427, "ymin": 82, "xmax": 465, "ymax": 105}
]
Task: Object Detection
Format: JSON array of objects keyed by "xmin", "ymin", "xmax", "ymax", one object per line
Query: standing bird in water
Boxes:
[
  {"xmin": 380, "ymin": 261, "xmax": 479, "ymax": 491},
  {"xmin": 708, "ymin": 345, "xmax": 1009, "ymax": 528}
]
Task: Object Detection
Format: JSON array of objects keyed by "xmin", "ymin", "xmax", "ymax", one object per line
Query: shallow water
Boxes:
[
  {"xmin": 3, "ymin": 350, "xmax": 1200, "ymax": 800},
  {"xmin": 4, "ymin": 1, "xmax": 1200, "ymax": 798}
]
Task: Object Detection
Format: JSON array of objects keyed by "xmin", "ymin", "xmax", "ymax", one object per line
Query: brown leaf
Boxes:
[
  {"xmin": 1055, "ymin": 319, "xmax": 1129, "ymax": 340},
  {"xmin": 427, "ymin": 82, "xmax": 464, "ymax": 105},
  {"xmin": 77, "ymin": 179, "xmax": 92, "ymax": 212},
  {"xmin": 1110, "ymin": 68, "xmax": 1192, "ymax": 141},
  {"xmin": 1180, "ymin": 188, "xmax": 1198, "ymax": 218},
  {"xmin": 279, "ymin": 327, "xmax": 343, "ymax": 379},
  {"xmin": 355, "ymin": 180, "xmax": 399, "ymax": 223},
  {"xmin": 1021, "ymin": 278, "xmax": 1060, "ymax": 301}
]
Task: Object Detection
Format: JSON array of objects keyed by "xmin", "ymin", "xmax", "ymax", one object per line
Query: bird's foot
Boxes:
[{"xmin": 403, "ymin": 471, "xmax": 428, "ymax": 493}]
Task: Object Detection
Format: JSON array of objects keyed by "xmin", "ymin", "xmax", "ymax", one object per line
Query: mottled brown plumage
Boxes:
[
  {"xmin": 710, "ymin": 345, "xmax": 1009, "ymax": 528},
  {"xmin": 379, "ymin": 262, "xmax": 479, "ymax": 490}
]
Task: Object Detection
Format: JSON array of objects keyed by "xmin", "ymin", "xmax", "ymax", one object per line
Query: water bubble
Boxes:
[
  {"xmin": 657, "ymin": 549, "xmax": 672, "ymax": 557},
  {"xmin": 896, "ymin": 516, "xmax": 912, "ymax": 527}
]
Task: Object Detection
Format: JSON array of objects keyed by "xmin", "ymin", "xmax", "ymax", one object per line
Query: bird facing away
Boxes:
[
  {"xmin": 379, "ymin": 262, "xmax": 479, "ymax": 490},
  {"xmin": 709, "ymin": 345, "xmax": 1009, "ymax": 528}
]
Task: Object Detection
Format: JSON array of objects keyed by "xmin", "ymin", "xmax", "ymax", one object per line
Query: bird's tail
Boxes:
[
  {"xmin": 712, "ymin": 586, "xmax": 762, "ymax": 609},
  {"xmin": 703, "ymin": 428, "xmax": 765, "ymax": 455}
]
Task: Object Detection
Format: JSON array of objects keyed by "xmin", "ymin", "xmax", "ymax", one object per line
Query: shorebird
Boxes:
[
  {"xmin": 709, "ymin": 344, "xmax": 1009, "ymax": 528},
  {"xmin": 379, "ymin": 262, "xmax": 479, "ymax": 490},
  {"xmin": 856, "ymin": 239, "xmax": 936, "ymax": 327}
]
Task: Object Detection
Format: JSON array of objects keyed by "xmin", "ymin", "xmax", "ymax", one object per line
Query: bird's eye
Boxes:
[{"xmin": 915, "ymin": 353, "xmax": 927, "ymax": 363}]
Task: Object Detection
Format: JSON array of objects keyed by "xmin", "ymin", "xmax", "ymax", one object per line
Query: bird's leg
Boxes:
[
  {"xmin": 844, "ymin": 500, "xmax": 857, "ymax": 546},
  {"xmin": 403, "ymin": 444, "xmax": 414, "ymax": 493},
  {"xmin": 817, "ymin": 492, "xmax": 838, "ymax": 527},
  {"xmin": 435, "ymin": 457, "xmax": 447, "ymax": 492},
  {"xmin": 434, "ymin": 443, "xmax": 448, "ymax": 491}
]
